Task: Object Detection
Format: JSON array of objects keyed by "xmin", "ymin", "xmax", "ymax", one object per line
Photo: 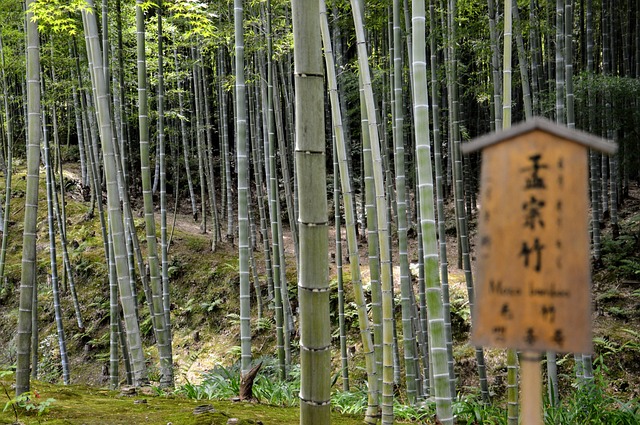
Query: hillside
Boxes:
[{"xmin": 0, "ymin": 163, "xmax": 639, "ymax": 423}]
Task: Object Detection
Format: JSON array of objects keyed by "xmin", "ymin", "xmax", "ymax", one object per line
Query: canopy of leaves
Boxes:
[{"xmin": 28, "ymin": 0, "xmax": 87, "ymax": 35}]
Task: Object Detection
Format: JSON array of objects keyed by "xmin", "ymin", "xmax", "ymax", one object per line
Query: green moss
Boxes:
[{"xmin": 0, "ymin": 380, "xmax": 363, "ymax": 425}]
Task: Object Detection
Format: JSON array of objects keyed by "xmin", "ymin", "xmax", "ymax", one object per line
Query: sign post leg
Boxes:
[{"xmin": 521, "ymin": 351, "xmax": 543, "ymax": 425}]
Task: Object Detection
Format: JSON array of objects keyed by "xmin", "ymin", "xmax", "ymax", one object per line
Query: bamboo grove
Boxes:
[{"xmin": 0, "ymin": 0, "xmax": 638, "ymax": 424}]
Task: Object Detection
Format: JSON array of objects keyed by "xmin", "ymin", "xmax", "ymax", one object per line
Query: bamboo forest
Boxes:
[{"xmin": 0, "ymin": 0, "xmax": 639, "ymax": 423}]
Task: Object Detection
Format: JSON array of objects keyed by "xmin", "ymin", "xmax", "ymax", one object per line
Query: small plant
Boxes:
[
  {"xmin": 1, "ymin": 372, "xmax": 56, "ymax": 423},
  {"xmin": 178, "ymin": 364, "xmax": 241, "ymax": 400},
  {"xmin": 253, "ymin": 374, "xmax": 300, "ymax": 407},
  {"xmin": 331, "ymin": 388, "xmax": 368, "ymax": 415},
  {"xmin": 253, "ymin": 317, "xmax": 273, "ymax": 333},
  {"xmin": 5, "ymin": 391, "xmax": 57, "ymax": 416},
  {"xmin": 602, "ymin": 235, "xmax": 640, "ymax": 279},
  {"xmin": 454, "ymin": 396, "xmax": 507, "ymax": 425},
  {"xmin": 545, "ymin": 379, "xmax": 640, "ymax": 424}
]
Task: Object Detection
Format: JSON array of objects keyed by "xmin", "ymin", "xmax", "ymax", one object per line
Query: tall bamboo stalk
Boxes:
[
  {"xmin": 502, "ymin": 3, "xmax": 519, "ymax": 422},
  {"xmin": 0, "ymin": 32, "xmax": 13, "ymax": 283},
  {"xmin": 157, "ymin": 1, "xmax": 173, "ymax": 368},
  {"xmin": 173, "ymin": 45, "xmax": 198, "ymax": 221},
  {"xmin": 429, "ymin": 0, "xmax": 456, "ymax": 397},
  {"xmin": 320, "ymin": 1, "xmax": 377, "ymax": 409},
  {"xmin": 16, "ymin": 0, "xmax": 41, "ymax": 395},
  {"xmin": 349, "ymin": 0, "xmax": 396, "ymax": 421},
  {"xmin": 82, "ymin": 1, "xmax": 148, "ymax": 386},
  {"xmin": 448, "ymin": 0, "xmax": 490, "ymax": 402},
  {"xmin": 293, "ymin": 0, "xmax": 331, "ymax": 419},
  {"xmin": 412, "ymin": 0, "xmax": 454, "ymax": 420},
  {"xmin": 513, "ymin": 4, "xmax": 532, "ymax": 119},
  {"xmin": 42, "ymin": 93, "xmax": 70, "ymax": 385},
  {"xmin": 392, "ymin": 0, "xmax": 419, "ymax": 403},
  {"xmin": 584, "ymin": 0, "xmax": 596, "ymax": 383},
  {"xmin": 488, "ymin": 0, "xmax": 502, "ymax": 130},
  {"xmin": 136, "ymin": 0, "xmax": 173, "ymax": 387},
  {"xmin": 265, "ymin": 0, "xmax": 286, "ymax": 380},
  {"xmin": 234, "ymin": 0, "xmax": 252, "ymax": 376}
]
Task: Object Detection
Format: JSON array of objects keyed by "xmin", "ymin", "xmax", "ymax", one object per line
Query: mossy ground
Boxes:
[{"xmin": 0, "ymin": 379, "xmax": 363, "ymax": 425}]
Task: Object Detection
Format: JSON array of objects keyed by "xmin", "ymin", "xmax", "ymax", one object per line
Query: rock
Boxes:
[
  {"xmin": 119, "ymin": 386, "xmax": 137, "ymax": 396},
  {"xmin": 134, "ymin": 399, "xmax": 147, "ymax": 404},
  {"xmin": 139, "ymin": 386, "xmax": 156, "ymax": 396},
  {"xmin": 227, "ymin": 419, "xmax": 239, "ymax": 425},
  {"xmin": 193, "ymin": 404, "xmax": 215, "ymax": 415}
]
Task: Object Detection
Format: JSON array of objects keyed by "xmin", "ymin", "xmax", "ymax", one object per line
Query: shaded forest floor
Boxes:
[{"xmin": 0, "ymin": 163, "xmax": 639, "ymax": 423}]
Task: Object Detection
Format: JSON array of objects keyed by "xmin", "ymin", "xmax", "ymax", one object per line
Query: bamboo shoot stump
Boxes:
[{"xmin": 239, "ymin": 362, "xmax": 262, "ymax": 401}]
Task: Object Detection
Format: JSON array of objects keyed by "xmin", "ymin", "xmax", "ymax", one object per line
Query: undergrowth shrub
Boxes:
[{"xmin": 178, "ymin": 356, "xmax": 640, "ymax": 423}]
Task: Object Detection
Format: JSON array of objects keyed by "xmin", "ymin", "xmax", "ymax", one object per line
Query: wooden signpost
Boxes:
[{"xmin": 462, "ymin": 117, "xmax": 616, "ymax": 424}]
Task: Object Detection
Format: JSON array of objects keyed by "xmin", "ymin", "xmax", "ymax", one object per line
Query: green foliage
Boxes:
[
  {"xmin": 454, "ymin": 396, "xmax": 507, "ymax": 424},
  {"xmin": 1, "ymin": 371, "xmax": 56, "ymax": 421},
  {"xmin": 602, "ymin": 235, "xmax": 640, "ymax": 279},
  {"xmin": 166, "ymin": 0, "xmax": 218, "ymax": 41},
  {"xmin": 331, "ymin": 388, "xmax": 368, "ymax": 415},
  {"xmin": 177, "ymin": 364, "xmax": 240, "ymax": 400},
  {"xmin": 178, "ymin": 359, "xmax": 303, "ymax": 407},
  {"xmin": 593, "ymin": 329, "xmax": 640, "ymax": 373},
  {"xmin": 4, "ymin": 391, "xmax": 56, "ymax": 416},
  {"xmin": 27, "ymin": 0, "xmax": 86, "ymax": 35},
  {"xmin": 252, "ymin": 317, "xmax": 273, "ymax": 333},
  {"xmin": 544, "ymin": 380, "xmax": 640, "ymax": 424}
]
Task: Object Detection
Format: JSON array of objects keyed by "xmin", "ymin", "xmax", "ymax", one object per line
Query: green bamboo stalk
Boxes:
[
  {"xmin": 488, "ymin": 0, "xmax": 502, "ymax": 130},
  {"xmin": 234, "ymin": 0, "xmax": 252, "ymax": 376},
  {"xmin": 361, "ymin": 84, "xmax": 384, "ymax": 405},
  {"xmin": 254, "ymin": 61, "xmax": 275, "ymax": 302},
  {"xmin": 264, "ymin": 0, "xmax": 286, "ymax": 380},
  {"xmin": 42, "ymin": 93, "xmax": 70, "ymax": 385},
  {"xmin": 191, "ymin": 47, "xmax": 208, "ymax": 234},
  {"xmin": 393, "ymin": 0, "xmax": 418, "ymax": 403},
  {"xmin": 584, "ymin": 0, "xmax": 596, "ymax": 383},
  {"xmin": 320, "ymin": 0, "xmax": 378, "ymax": 401},
  {"xmin": 82, "ymin": 1, "xmax": 148, "ymax": 386},
  {"xmin": 249, "ymin": 87, "xmax": 265, "ymax": 319},
  {"xmin": 200, "ymin": 63, "xmax": 221, "ymax": 248},
  {"xmin": 448, "ymin": 0, "xmax": 490, "ymax": 403},
  {"xmin": 513, "ymin": 4, "xmax": 533, "ymax": 120},
  {"xmin": 333, "ymin": 142, "xmax": 349, "ymax": 391},
  {"xmin": 157, "ymin": 1, "xmax": 173, "ymax": 372},
  {"xmin": 0, "ymin": 32, "xmax": 13, "ymax": 284},
  {"xmin": 173, "ymin": 45, "xmax": 198, "ymax": 221},
  {"xmin": 412, "ymin": 0, "xmax": 454, "ymax": 420},
  {"xmin": 293, "ymin": 0, "xmax": 330, "ymax": 420},
  {"xmin": 350, "ymin": 0, "xmax": 405, "ymax": 421},
  {"xmin": 16, "ymin": 0, "xmax": 41, "ymax": 395},
  {"xmin": 136, "ymin": 0, "xmax": 173, "ymax": 387},
  {"xmin": 502, "ymin": 2, "xmax": 519, "ymax": 422},
  {"xmin": 429, "ymin": 0, "xmax": 455, "ymax": 397}
]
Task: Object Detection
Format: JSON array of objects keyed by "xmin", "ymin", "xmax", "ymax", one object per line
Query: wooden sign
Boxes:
[{"xmin": 462, "ymin": 118, "xmax": 616, "ymax": 353}]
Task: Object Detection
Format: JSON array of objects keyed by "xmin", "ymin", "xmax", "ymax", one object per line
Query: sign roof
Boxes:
[{"xmin": 461, "ymin": 117, "xmax": 617, "ymax": 155}]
